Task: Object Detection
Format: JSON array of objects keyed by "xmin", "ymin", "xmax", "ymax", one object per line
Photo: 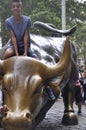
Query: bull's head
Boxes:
[{"xmin": 0, "ymin": 36, "xmax": 71, "ymax": 130}]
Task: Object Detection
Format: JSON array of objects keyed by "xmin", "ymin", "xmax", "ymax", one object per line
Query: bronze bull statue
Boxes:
[{"xmin": 0, "ymin": 22, "xmax": 78, "ymax": 130}]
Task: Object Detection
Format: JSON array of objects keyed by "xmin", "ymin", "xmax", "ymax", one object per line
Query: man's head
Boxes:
[{"xmin": 11, "ymin": 0, "xmax": 22, "ymax": 16}]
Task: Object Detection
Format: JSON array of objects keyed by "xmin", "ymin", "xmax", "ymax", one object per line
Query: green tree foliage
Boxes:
[
  {"xmin": 66, "ymin": 0, "xmax": 86, "ymax": 61},
  {"xmin": 22, "ymin": 0, "xmax": 62, "ymax": 31}
]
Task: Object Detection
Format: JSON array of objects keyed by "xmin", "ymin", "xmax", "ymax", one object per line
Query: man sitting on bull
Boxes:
[{"xmin": 0, "ymin": 0, "xmax": 55, "ymax": 114}]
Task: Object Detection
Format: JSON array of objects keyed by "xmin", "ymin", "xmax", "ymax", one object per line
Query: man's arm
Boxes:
[
  {"xmin": 23, "ymin": 29, "xmax": 29, "ymax": 56},
  {"xmin": 10, "ymin": 30, "xmax": 19, "ymax": 56}
]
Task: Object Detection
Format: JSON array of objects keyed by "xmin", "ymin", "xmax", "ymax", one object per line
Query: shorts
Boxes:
[{"xmin": 9, "ymin": 44, "xmax": 37, "ymax": 58}]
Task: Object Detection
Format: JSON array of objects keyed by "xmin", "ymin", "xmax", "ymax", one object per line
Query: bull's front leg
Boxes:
[{"xmin": 62, "ymin": 84, "xmax": 78, "ymax": 125}]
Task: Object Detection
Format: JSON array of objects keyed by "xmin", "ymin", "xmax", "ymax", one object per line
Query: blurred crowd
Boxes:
[{"xmin": 74, "ymin": 64, "xmax": 86, "ymax": 115}]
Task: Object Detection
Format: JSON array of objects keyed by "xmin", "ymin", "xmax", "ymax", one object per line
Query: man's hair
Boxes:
[{"xmin": 12, "ymin": 0, "xmax": 22, "ymax": 2}]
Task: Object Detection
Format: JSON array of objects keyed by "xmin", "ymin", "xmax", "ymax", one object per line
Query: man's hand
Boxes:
[
  {"xmin": 15, "ymin": 51, "xmax": 19, "ymax": 56},
  {"xmin": 0, "ymin": 104, "xmax": 9, "ymax": 114},
  {"xmin": 23, "ymin": 52, "xmax": 27, "ymax": 56}
]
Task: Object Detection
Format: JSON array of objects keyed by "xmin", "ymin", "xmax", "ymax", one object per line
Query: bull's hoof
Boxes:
[{"xmin": 62, "ymin": 112, "xmax": 78, "ymax": 125}]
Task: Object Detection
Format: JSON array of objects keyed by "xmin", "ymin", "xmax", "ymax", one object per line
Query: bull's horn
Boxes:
[
  {"xmin": 44, "ymin": 36, "xmax": 71, "ymax": 79},
  {"xmin": 34, "ymin": 21, "xmax": 77, "ymax": 36}
]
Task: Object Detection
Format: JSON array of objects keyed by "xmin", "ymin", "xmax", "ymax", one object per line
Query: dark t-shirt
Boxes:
[{"xmin": 5, "ymin": 15, "xmax": 31, "ymax": 48}]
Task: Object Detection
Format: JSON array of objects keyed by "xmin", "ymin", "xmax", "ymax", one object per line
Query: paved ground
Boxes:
[
  {"xmin": 0, "ymin": 98, "xmax": 86, "ymax": 130},
  {"xmin": 35, "ymin": 98, "xmax": 86, "ymax": 130}
]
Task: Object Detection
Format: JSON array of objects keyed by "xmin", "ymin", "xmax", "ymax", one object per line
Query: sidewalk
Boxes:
[{"xmin": 35, "ymin": 98, "xmax": 86, "ymax": 130}]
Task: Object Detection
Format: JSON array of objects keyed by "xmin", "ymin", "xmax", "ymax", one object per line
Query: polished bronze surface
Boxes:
[
  {"xmin": 0, "ymin": 28, "xmax": 78, "ymax": 129},
  {"xmin": 0, "ymin": 36, "xmax": 73, "ymax": 129}
]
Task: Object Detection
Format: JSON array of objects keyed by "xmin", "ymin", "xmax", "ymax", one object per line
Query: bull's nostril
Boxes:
[
  {"xmin": 26, "ymin": 113, "xmax": 32, "ymax": 119},
  {"xmin": 4, "ymin": 112, "xmax": 7, "ymax": 117}
]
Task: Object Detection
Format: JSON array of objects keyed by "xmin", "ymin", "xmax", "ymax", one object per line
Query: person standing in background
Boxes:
[
  {"xmin": 81, "ymin": 69, "xmax": 86, "ymax": 103},
  {"xmin": 74, "ymin": 80, "xmax": 82, "ymax": 115}
]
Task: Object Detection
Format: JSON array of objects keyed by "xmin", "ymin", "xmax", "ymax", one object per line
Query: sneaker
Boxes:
[{"xmin": 45, "ymin": 87, "xmax": 56, "ymax": 100}]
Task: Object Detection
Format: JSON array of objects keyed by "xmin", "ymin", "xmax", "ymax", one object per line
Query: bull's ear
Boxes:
[{"xmin": 0, "ymin": 60, "xmax": 4, "ymax": 75}]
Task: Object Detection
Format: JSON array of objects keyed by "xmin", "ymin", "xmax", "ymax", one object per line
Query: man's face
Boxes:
[{"xmin": 11, "ymin": 2, "xmax": 22, "ymax": 16}]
